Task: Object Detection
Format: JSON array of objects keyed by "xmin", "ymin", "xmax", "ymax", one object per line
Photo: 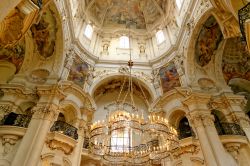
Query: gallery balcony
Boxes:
[{"xmin": 47, "ymin": 121, "xmax": 78, "ymax": 154}]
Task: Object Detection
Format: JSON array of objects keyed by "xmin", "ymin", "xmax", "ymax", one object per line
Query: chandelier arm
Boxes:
[
  {"xmin": 137, "ymin": 79, "xmax": 150, "ymax": 107},
  {"xmin": 116, "ymin": 76, "xmax": 127, "ymax": 104}
]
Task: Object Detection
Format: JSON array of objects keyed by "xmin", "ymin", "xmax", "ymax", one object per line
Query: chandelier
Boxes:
[{"xmin": 89, "ymin": 1, "xmax": 179, "ymax": 164}]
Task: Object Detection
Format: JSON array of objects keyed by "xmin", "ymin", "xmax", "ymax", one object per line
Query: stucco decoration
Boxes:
[
  {"xmin": 87, "ymin": 0, "xmax": 165, "ymax": 30},
  {"xmin": 31, "ymin": 8, "xmax": 57, "ymax": 59},
  {"xmin": 29, "ymin": 69, "xmax": 50, "ymax": 84},
  {"xmin": 0, "ymin": 38, "xmax": 25, "ymax": 73},
  {"xmin": 68, "ymin": 56, "xmax": 89, "ymax": 87},
  {"xmin": 195, "ymin": 16, "xmax": 223, "ymax": 67},
  {"xmin": 222, "ymin": 37, "xmax": 250, "ymax": 84},
  {"xmin": 159, "ymin": 62, "xmax": 181, "ymax": 93}
]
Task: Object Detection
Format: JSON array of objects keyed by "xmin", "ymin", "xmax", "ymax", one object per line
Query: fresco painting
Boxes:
[
  {"xmin": 68, "ymin": 57, "xmax": 89, "ymax": 87},
  {"xmin": 0, "ymin": 39, "xmax": 25, "ymax": 73},
  {"xmin": 89, "ymin": 0, "xmax": 165, "ymax": 30},
  {"xmin": 159, "ymin": 63, "xmax": 181, "ymax": 93},
  {"xmin": 222, "ymin": 37, "xmax": 250, "ymax": 84},
  {"xmin": 195, "ymin": 16, "xmax": 223, "ymax": 67}
]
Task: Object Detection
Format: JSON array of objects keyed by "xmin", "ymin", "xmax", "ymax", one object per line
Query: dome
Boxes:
[{"xmin": 85, "ymin": 0, "xmax": 171, "ymax": 33}]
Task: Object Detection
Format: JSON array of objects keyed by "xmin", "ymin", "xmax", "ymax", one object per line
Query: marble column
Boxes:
[
  {"xmin": 11, "ymin": 103, "xmax": 59, "ymax": 166},
  {"xmin": 71, "ymin": 119, "xmax": 86, "ymax": 166},
  {"xmin": 202, "ymin": 114, "xmax": 238, "ymax": 166},
  {"xmin": 188, "ymin": 114, "xmax": 217, "ymax": 166}
]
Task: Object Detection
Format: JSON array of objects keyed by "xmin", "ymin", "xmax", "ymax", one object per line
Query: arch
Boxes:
[
  {"xmin": 59, "ymin": 100, "xmax": 81, "ymax": 126},
  {"xmin": 89, "ymin": 73, "xmax": 157, "ymax": 101}
]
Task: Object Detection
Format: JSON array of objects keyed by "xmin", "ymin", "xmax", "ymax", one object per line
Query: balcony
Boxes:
[
  {"xmin": 47, "ymin": 121, "xmax": 78, "ymax": 154},
  {"xmin": 216, "ymin": 123, "xmax": 245, "ymax": 136},
  {"xmin": 0, "ymin": 112, "xmax": 31, "ymax": 128},
  {"xmin": 50, "ymin": 120, "xmax": 78, "ymax": 140}
]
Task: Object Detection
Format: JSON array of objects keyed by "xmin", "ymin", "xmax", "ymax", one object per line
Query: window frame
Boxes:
[
  {"xmin": 84, "ymin": 24, "xmax": 93, "ymax": 39},
  {"xmin": 156, "ymin": 30, "xmax": 165, "ymax": 44},
  {"xmin": 119, "ymin": 35, "xmax": 130, "ymax": 49}
]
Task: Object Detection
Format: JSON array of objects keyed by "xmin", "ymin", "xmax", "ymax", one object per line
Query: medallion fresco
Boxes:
[
  {"xmin": 159, "ymin": 63, "xmax": 181, "ymax": 93},
  {"xmin": 222, "ymin": 37, "xmax": 250, "ymax": 84},
  {"xmin": 68, "ymin": 57, "xmax": 89, "ymax": 87},
  {"xmin": 31, "ymin": 8, "xmax": 57, "ymax": 59},
  {"xmin": 195, "ymin": 16, "xmax": 223, "ymax": 67}
]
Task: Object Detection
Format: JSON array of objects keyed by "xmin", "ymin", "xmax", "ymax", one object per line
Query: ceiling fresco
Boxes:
[
  {"xmin": 87, "ymin": 0, "xmax": 166, "ymax": 30},
  {"xmin": 93, "ymin": 77, "xmax": 151, "ymax": 102},
  {"xmin": 222, "ymin": 37, "xmax": 250, "ymax": 84},
  {"xmin": 195, "ymin": 16, "xmax": 223, "ymax": 67}
]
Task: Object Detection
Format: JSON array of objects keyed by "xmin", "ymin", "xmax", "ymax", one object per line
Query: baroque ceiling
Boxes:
[{"xmin": 85, "ymin": 0, "xmax": 167, "ymax": 30}]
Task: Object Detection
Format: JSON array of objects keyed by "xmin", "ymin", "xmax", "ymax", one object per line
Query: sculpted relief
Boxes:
[
  {"xmin": 195, "ymin": 16, "xmax": 223, "ymax": 67},
  {"xmin": 31, "ymin": 8, "xmax": 57, "ymax": 59},
  {"xmin": 159, "ymin": 62, "xmax": 181, "ymax": 93}
]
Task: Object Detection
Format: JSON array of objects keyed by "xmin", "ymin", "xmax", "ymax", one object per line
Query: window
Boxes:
[
  {"xmin": 119, "ymin": 36, "xmax": 130, "ymax": 48},
  {"xmin": 176, "ymin": 0, "xmax": 183, "ymax": 9},
  {"xmin": 110, "ymin": 129, "xmax": 130, "ymax": 152},
  {"xmin": 156, "ymin": 30, "xmax": 165, "ymax": 44},
  {"xmin": 84, "ymin": 24, "xmax": 93, "ymax": 39}
]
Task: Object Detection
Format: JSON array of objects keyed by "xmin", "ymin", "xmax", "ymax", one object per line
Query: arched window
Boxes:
[
  {"xmin": 119, "ymin": 36, "xmax": 130, "ymax": 48},
  {"xmin": 84, "ymin": 24, "xmax": 93, "ymax": 39},
  {"xmin": 156, "ymin": 30, "xmax": 165, "ymax": 44},
  {"xmin": 176, "ymin": 0, "xmax": 184, "ymax": 9},
  {"xmin": 178, "ymin": 117, "xmax": 193, "ymax": 139}
]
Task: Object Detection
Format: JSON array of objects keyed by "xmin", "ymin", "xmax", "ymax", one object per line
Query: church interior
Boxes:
[{"xmin": 0, "ymin": 0, "xmax": 250, "ymax": 165}]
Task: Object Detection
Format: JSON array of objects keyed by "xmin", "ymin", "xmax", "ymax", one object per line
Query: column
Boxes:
[
  {"xmin": 188, "ymin": 114, "xmax": 217, "ymax": 166},
  {"xmin": 11, "ymin": 103, "xmax": 59, "ymax": 166},
  {"xmin": 202, "ymin": 114, "xmax": 238, "ymax": 166},
  {"xmin": 71, "ymin": 119, "xmax": 86, "ymax": 166}
]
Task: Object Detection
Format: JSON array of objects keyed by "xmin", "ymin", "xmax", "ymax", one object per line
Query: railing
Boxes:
[
  {"xmin": 238, "ymin": 2, "xmax": 250, "ymax": 41},
  {"xmin": 216, "ymin": 123, "xmax": 246, "ymax": 136},
  {"xmin": 83, "ymin": 137, "xmax": 90, "ymax": 149},
  {"xmin": 50, "ymin": 121, "xmax": 78, "ymax": 140},
  {"xmin": 178, "ymin": 128, "xmax": 195, "ymax": 140},
  {"xmin": 0, "ymin": 112, "xmax": 31, "ymax": 128}
]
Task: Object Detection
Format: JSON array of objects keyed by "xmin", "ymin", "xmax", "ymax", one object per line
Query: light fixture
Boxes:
[{"xmin": 88, "ymin": 1, "xmax": 179, "ymax": 165}]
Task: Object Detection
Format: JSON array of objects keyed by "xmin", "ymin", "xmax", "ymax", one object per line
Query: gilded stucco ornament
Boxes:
[
  {"xmin": 31, "ymin": 103, "xmax": 59, "ymax": 121},
  {"xmin": 172, "ymin": 144, "xmax": 200, "ymax": 159}
]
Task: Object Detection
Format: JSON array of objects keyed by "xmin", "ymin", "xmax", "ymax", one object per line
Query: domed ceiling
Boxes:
[{"xmin": 85, "ymin": 0, "xmax": 168, "ymax": 31}]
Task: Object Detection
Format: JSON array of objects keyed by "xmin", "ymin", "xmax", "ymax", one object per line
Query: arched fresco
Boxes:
[
  {"xmin": 195, "ymin": 16, "xmax": 223, "ymax": 67},
  {"xmin": 68, "ymin": 56, "xmax": 89, "ymax": 87},
  {"xmin": 31, "ymin": 8, "xmax": 57, "ymax": 59},
  {"xmin": 222, "ymin": 37, "xmax": 250, "ymax": 84},
  {"xmin": 159, "ymin": 62, "xmax": 181, "ymax": 93}
]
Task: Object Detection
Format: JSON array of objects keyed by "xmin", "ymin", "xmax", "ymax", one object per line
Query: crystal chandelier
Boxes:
[{"xmin": 89, "ymin": 1, "xmax": 179, "ymax": 164}]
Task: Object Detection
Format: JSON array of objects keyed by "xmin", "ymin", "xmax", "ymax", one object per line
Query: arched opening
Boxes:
[
  {"xmin": 178, "ymin": 117, "xmax": 194, "ymax": 139},
  {"xmin": 50, "ymin": 110, "xmax": 78, "ymax": 140}
]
